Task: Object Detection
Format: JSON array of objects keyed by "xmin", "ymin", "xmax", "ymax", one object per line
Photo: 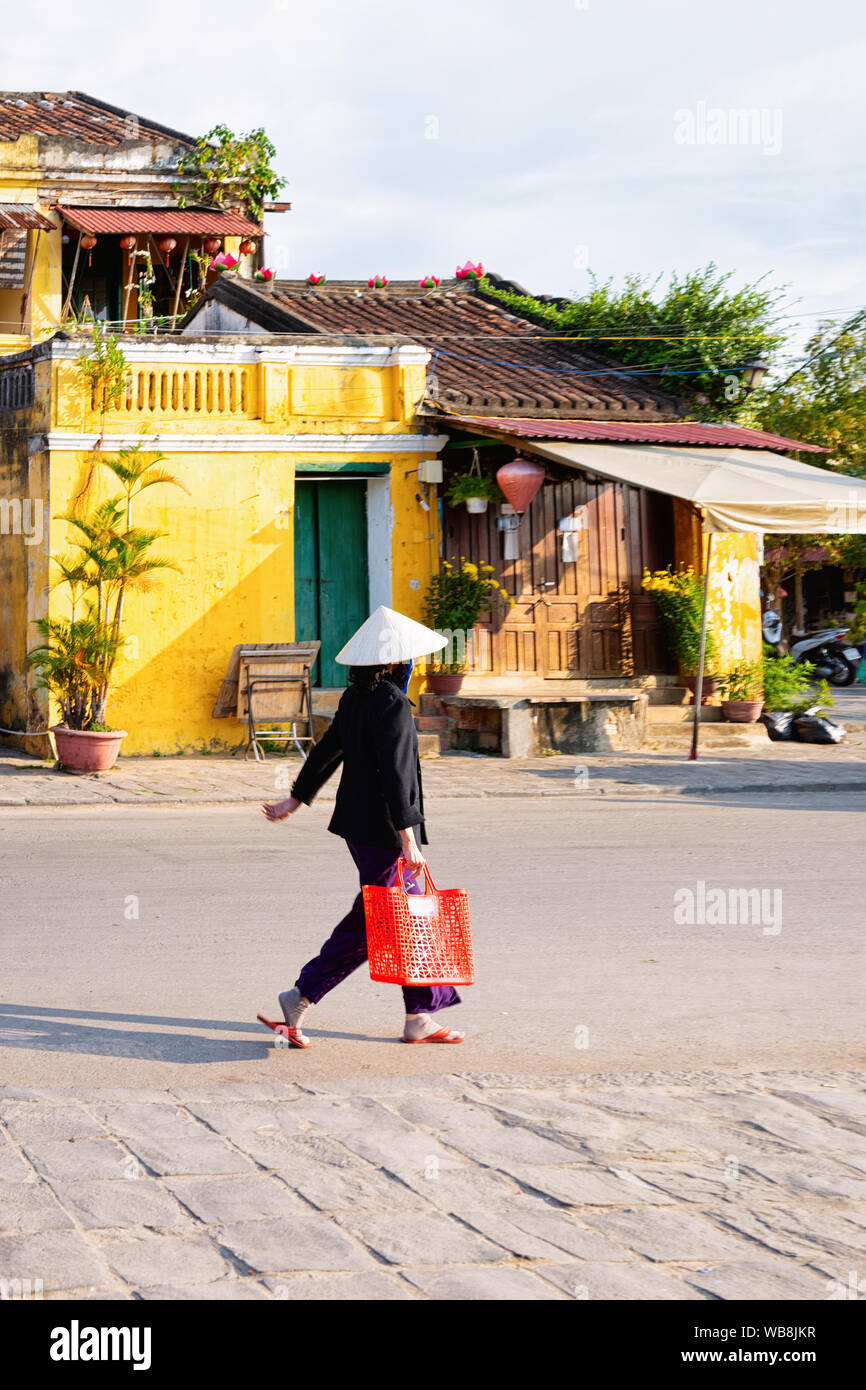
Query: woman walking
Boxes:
[{"xmin": 259, "ymin": 605, "xmax": 464, "ymax": 1049}]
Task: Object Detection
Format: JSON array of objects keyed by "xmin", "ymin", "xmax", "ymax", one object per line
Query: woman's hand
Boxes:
[
  {"xmin": 399, "ymin": 827, "xmax": 426, "ymax": 873},
  {"xmin": 261, "ymin": 796, "xmax": 301, "ymax": 822}
]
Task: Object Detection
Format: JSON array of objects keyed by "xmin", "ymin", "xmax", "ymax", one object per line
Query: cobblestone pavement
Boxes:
[
  {"xmin": 2, "ymin": 736, "xmax": 866, "ymax": 808},
  {"xmin": 2, "ymin": 1070, "xmax": 864, "ymax": 1301}
]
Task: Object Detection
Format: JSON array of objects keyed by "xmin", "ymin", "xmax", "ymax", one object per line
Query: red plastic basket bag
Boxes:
[{"xmin": 363, "ymin": 857, "xmax": 475, "ymax": 986}]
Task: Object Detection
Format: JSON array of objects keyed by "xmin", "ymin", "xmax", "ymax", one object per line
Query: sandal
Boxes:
[
  {"xmin": 256, "ymin": 1013, "xmax": 311, "ymax": 1049},
  {"xmin": 402, "ymin": 1027, "xmax": 464, "ymax": 1044}
]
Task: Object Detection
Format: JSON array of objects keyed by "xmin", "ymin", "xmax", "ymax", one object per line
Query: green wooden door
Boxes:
[{"xmin": 294, "ymin": 481, "xmax": 369, "ymax": 687}]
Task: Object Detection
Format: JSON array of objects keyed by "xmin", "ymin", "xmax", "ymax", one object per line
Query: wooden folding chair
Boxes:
[{"xmin": 232, "ymin": 643, "xmax": 321, "ymax": 761}]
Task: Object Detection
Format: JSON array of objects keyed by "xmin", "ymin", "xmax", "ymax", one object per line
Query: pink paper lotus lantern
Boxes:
[
  {"xmin": 455, "ymin": 260, "xmax": 483, "ymax": 280},
  {"xmin": 254, "ymin": 267, "xmax": 274, "ymax": 282},
  {"xmin": 306, "ymin": 272, "xmax": 326, "ymax": 286},
  {"xmin": 419, "ymin": 274, "xmax": 440, "ymax": 288},
  {"xmin": 367, "ymin": 274, "xmax": 388, "ymax": 289},
  {"xmin": 496, "ymin": 458, "xmax": 545, "ymax": 514},
  {"xmin": 210, "ymin": 251, "xmax": 239, "ymax": 273}
]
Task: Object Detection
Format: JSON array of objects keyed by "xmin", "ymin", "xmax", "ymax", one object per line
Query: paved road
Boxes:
[
  {"xmin": 2, "ymin": 794, "xmax": 864, "ymax": 1301},
  {"xmin": 3, "ymin": 1070, "xmax": 864, "ymax": 1301},
  {"xmin": 1, "ymin": 794, "xmax": 863, "ymax": 1087}
]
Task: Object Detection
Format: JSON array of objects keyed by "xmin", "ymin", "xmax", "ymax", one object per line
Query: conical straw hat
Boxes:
[{"xmin": 334, "ymin": 605, "xmax": 448, "ymax": 665}]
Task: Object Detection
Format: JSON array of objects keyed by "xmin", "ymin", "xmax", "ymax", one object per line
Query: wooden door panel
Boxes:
[{"xmin": 443, "ymin": 475, "xmax": 675, "ymax": 681}]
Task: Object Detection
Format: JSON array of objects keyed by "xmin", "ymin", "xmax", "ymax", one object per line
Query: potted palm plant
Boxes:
[
  {"xmin": 422, "ymin": 558, "xmax": 513, "ymax": 694},
  {"xmin": 27, "ymin": 446, "xmax": 186, "ymax": 773},
  {"xmin": 642, "ymin": 565, "xmax": 720, "ymax": 702},
  {"xmin": 719, "ymin": 659, "xmax": 764, "ymax": 722}
]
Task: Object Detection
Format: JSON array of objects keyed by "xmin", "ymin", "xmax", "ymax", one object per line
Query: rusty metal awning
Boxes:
[
  {"xmin": 434, "ymin": 412, "xmax": 827, "ymax": 454},
  {"xmin": 0, "ymin": 203, "xmax": 54, "ymax": 231},
  {"xmin": 57, "ymin": 206, "xmax": 263, "ymax": 237}
]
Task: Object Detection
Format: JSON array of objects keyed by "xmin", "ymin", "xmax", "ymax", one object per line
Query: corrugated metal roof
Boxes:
[
  {"xmin": 58, "ymin": 206, "xmax": 262, "ymax": 237},
  {"xmin": 0, "ymin": 229, "xmax": 27, "ymax": 287},
  {"xmin": 0, "ymin": 203, "xmax": 54, "ymax": 230},
  {"xmin": 0, "ymin": 91, "xmax": 195, "ymax": 146},
  {"xmin": 434, "ymin": 414, "xmax": 826, "ymax": 454}
]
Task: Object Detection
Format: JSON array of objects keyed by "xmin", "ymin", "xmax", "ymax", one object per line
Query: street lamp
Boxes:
[{"xmin": 742, "ymin": 356, "xmax": 768, "ymax": 393}]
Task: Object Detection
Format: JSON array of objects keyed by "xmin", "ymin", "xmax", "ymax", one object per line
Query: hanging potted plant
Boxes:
[
  {"xmin": 444, "ymin": 449, "xmax": 503, "ymax": 514},
  {"xmin": 27, "ymin": 446, "xmax": 187, "ymax": 773},
  {"xmin": 719, "ymin": 659, "xmax": 764, "ymax": 722},
  {"xmin": 642, "ymin": 566, "xmax": 720, "ymax": 702},
  {"xmin": 445, "ymin": 472, "xmax": 503, "ymax": 514},
  {"xmin": 422, "ymin": 558, "xmax": 513, "ymax": 694}
]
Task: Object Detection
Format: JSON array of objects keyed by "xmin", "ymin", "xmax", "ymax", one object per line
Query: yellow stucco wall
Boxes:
[
  {"xmin": 705, "ymin": 531, "xmax": 763, "ymax": 672},
  {"xmin": 673, "ymin": 498, "xmax": 762, "ymax": 679},
  {"xmin": 0, "ymin": 135, "xmax": 62, "ymax": 350},
  {"xmin": 29, "ymin": 347, "xmax": 437, "ymax": 753},
  {"xmin": 46, "ymin": 448, "xmax": 293, "ymax": 754},
  {"xmin": 0, "ymin": 354, "xmax": 50, "ymax": 754}
]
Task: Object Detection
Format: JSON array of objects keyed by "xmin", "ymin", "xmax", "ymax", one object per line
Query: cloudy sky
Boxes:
[{"xmin": 4, "ymin": 0, "xmax": 864, "ymax": 358}]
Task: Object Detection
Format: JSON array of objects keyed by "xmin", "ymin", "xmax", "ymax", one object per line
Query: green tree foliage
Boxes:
[
  {"xmin": 480, "ymin": 264, "xmax": 786, "ymax": 421},
  {"xmin": 754, "ymin": 311, "xmax": 866, "ymax": 476},
  {"xmin": 174, "ymin": 125, "xmax": 286, "ymax": 222}
]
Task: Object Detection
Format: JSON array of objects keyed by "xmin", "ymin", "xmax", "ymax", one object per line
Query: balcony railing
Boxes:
[{"xmin": 89, "ymin": 364, "xmax": 259, "ymax": 421}]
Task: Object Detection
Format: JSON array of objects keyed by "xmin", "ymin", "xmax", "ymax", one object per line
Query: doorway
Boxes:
[{"xmin": 294, "ymin": 480, "xmax": 370, "ymax": 687}]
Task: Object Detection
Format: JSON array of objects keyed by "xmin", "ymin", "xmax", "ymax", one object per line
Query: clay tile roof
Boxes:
[
  {"xmin": 191, "ymin": 276, "xmax": 686, "ymax": 420},
  {"xmin": 0, "ymin": 91, "xmax": 195, "ymax": 147}
]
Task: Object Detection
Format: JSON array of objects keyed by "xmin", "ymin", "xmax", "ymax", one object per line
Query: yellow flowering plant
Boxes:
[
  {"xmin": 642, "ymin": 565, "xmax": 718, "ymax": 675},
  {"xmin": 422, "ymin": 557, "xmax": 514, "ymax": 672}
]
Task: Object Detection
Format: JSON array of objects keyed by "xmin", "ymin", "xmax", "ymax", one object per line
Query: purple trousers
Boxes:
[{"xmin": 296, "ymin": 839, "xmax": 462, "ymax": 1015}]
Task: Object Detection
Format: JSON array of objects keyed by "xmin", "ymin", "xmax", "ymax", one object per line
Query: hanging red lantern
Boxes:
[
  {"xmin": 239, "ymin": 238, "xmax": 256, "ymax": 256},
  {"xmin": 80, "ymin": 233, "xmax": 97, "ymax": 267},
  {"xmin": 203, "ymin": 237, "xmax": 221, "ymax": 254},
  {"xmin": 158, "ymin": 236, "xmax": 177, "ymax": 257},
  {"xmin": 119, "ymin": 233, "xmax": 136, "ymax": 265},
  {"xmin": 496, "ymin": 458, "xmax": 546, "ymax": 514}
]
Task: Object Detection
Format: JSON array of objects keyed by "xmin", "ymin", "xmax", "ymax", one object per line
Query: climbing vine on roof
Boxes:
[
  {"xmin": 479, "ymin": 264, "xmax": 786, "ymax": 423},
  {"xmin": 173, "ymin": 125, "xmax": 286, "ymax": 223}
]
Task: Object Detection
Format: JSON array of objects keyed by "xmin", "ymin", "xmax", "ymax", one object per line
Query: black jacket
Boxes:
[{"xmin": 290, "ymin": 679, "xmax": 427, "ymax": 849}]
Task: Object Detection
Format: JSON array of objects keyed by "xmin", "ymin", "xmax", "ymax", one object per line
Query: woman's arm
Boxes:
[{"xmin": 261, "ymin": 716, "xmax": 343, "ymax": 822}]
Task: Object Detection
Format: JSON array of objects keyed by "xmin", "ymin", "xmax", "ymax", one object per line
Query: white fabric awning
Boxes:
[{"xmin": 520, "ymin": 441, "xmax": 866, "ymax": 535}]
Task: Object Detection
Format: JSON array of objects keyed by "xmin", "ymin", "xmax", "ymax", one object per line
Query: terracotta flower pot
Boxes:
[
  {"xmin": 426, "ymin": 672, "xmax": 464, "ymax": 696},
  {"xmin": 682, "ymin": 674, "xmax": 720, "ymax": 704},
  {"xmin": 51, "ymin": 725, "xmax": 127, "ymax": 773},
  {"xmin": 722, "ymin": 698, "xmax": 764, "ymax": 723}
]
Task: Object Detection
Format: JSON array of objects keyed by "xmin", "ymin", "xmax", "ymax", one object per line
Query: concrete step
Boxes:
[
  {"xmin": 647, "ymin": 686, "xmax": 690, "ymax": 706},
  {"xmin": 418, "ymin": 733, "xmax": 441, "ymax": 758},
  {"xmin": 646, "ymin": 721, "xmax": 768, "ymax": 749},
  {"xmin": 649, "ymin": 705, "xmax": 724, "ymax": 723}
]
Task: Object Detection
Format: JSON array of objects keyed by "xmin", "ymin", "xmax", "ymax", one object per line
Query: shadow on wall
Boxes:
[{"xmin": 105, "ymin": 534, "xmax": 293, "ymax": 756}]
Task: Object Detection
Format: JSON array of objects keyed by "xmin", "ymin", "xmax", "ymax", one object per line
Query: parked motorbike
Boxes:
[
  {"xmin": 788, "ymin": 628, "xmax": 860, "ymax": 686},
  {"xmin": 761, "ymin": 608, "xmax": 785, "ymax": 655}
]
